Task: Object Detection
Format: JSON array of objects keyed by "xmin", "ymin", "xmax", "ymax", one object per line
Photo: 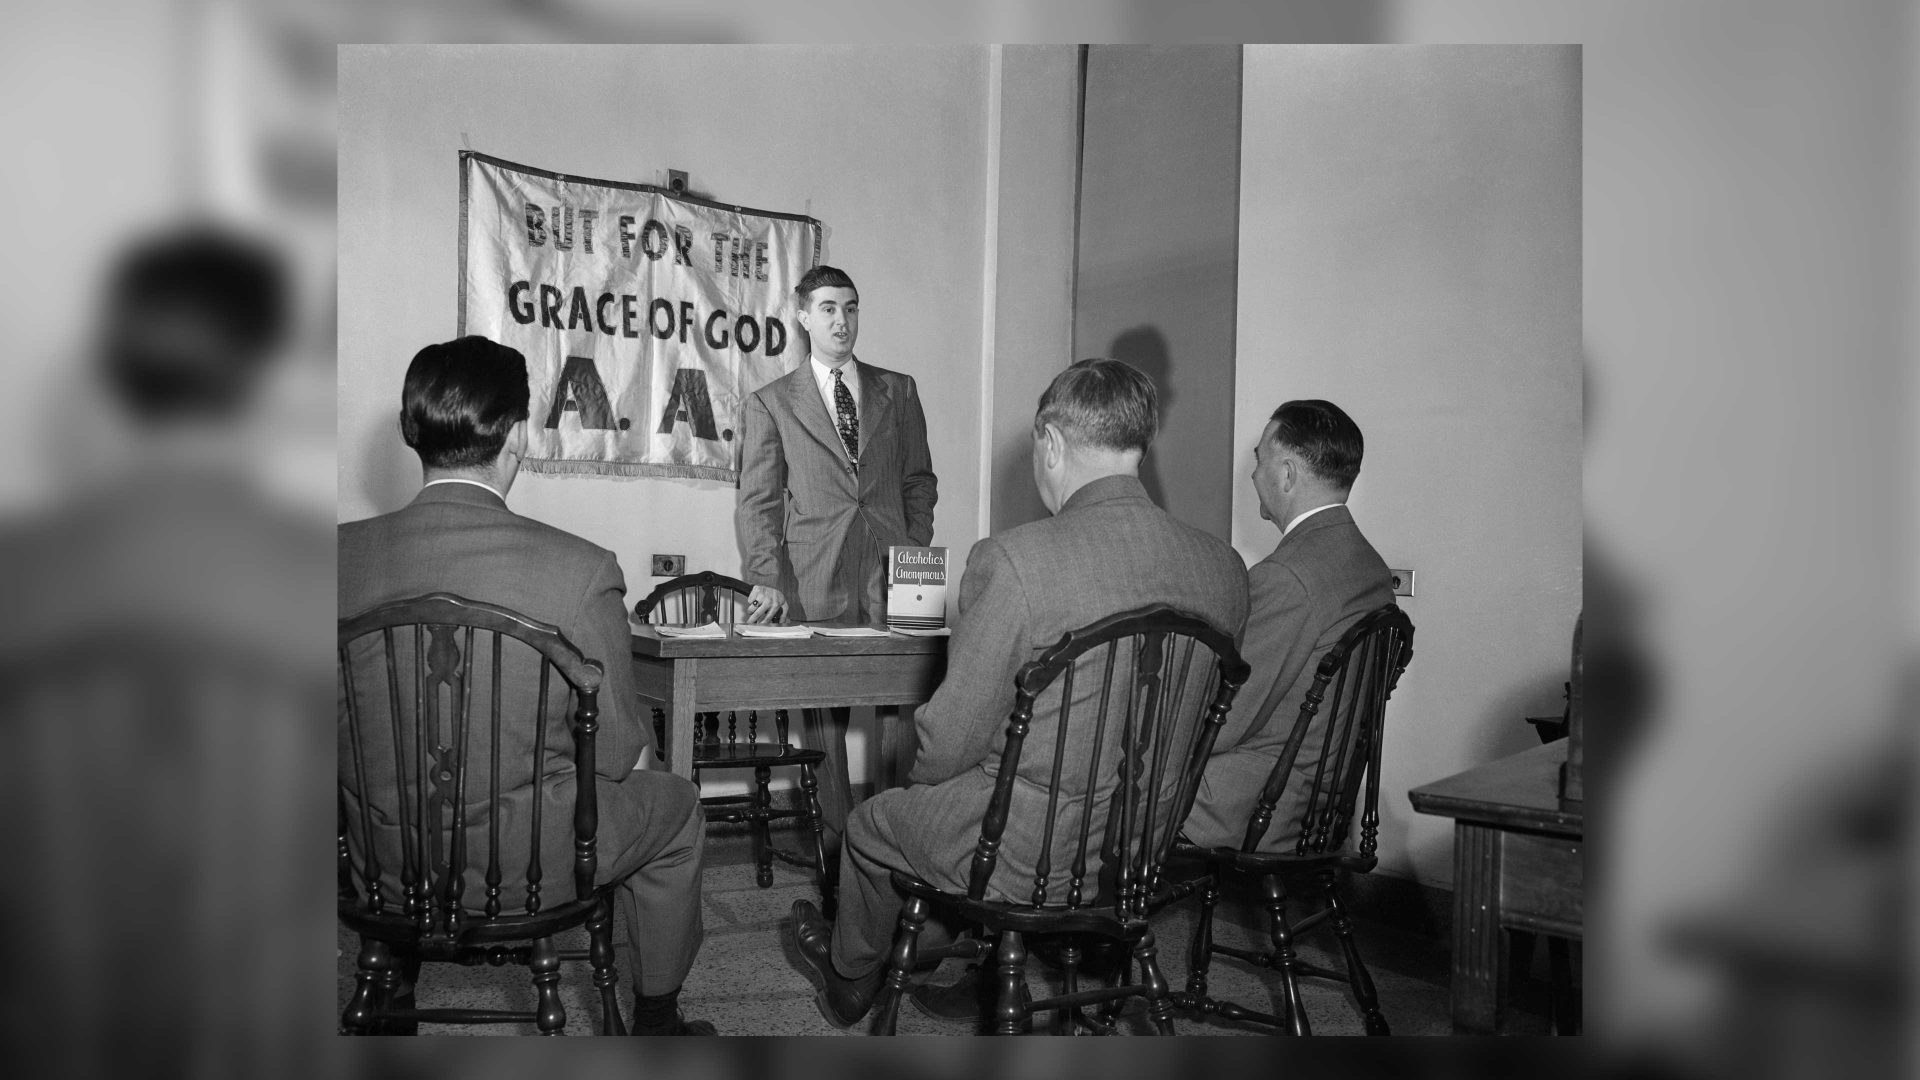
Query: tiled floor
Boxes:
[{"xmin": 337, "ymin": 825, "xmax": 1547, "ymax": 1036}]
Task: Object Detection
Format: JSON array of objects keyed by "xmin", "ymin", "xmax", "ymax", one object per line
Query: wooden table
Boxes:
[
  {"xmin": 629, "ymin": 626, "xmax": 947, "ymax": 834},
  {"xmin": 1408, "ymin": 741, "xmax": 1583, "ymax": 1034}
]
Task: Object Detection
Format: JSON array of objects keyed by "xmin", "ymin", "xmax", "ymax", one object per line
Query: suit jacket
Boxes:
[
  {"xmin": 735, "ymin": 359, "xmax": 936, "ymax": 623},
  {"xmin": 338, "ymin": 483, "xmax": 681, "ymax": 904},
  {"xmin": 889, "ymin": 475, "xmax": 1249, "ymax": 902},
  {"xmin": 1183, "ymin": 504, "xmax": 1393, "ymax": 853}
]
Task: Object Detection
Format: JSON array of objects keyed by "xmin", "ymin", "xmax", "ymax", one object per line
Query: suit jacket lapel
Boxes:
[
  {"xmin": 853, "ymin": 361, "xmax": 893, "ymax": 464},
  {"xmin": 783, "ymin": 366, "xmax": 854, "ymax": 464}
]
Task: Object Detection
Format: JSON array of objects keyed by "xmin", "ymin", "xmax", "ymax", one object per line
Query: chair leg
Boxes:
[
  {"xmin": 1185, "ymin": 875, "xmax": 1219, "ymax": 1004},
  {"xmin": 752, "ymin": 765, "xmax": 775, "ymax": 888},
  {"xmin": 587, "ymin": 894, "xmax": 627, "ymax": 1035},
  {"xmin": 993, "ymin": 930, "xmax": 1032, "ymax": 1035},
  {"xmin": 870, "ymin": 894, "xmax": 930, "ymax": 1036},
  {"xmin": 799, "ymin": 763, "xmax": 836, "ymax": 919},
  {"xmin": 1134, "ymin": 929, "xmax": 1177, "ymax": 1035},
  {"xmin": 1057, "ymin": 937, "xmax": 1082, "ymax": 1035},
  {"xmin": 342, "ymin": 936, "xmax": 389, "ymax": 1034},
  {"xmin": 530, "ymin": 935, "xmax": 566, "ymax": 1035},
  {"xmin": 1262, "ymin": 874, "xmax": 1310, "ymax": 1036},
  {"xmin": 1324, "ymin": 877, "xmax": 1389, "ymax": 1035}
]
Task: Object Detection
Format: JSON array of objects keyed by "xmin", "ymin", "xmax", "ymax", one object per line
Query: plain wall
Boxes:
[
  {"xmin": 339, "ymin": 45, "xmax": 995, "ymax": 783},
  {"xmin": 1073, "ymin": 45, "xmax": 1244, "ymax": 540},
  {"xmin": 1235, "ymin": 46, "xmax": 1583, "ymax": 888},
  {"xmin": 987, "ymin": 46, "xmax": 1083, "ymax": 534}
]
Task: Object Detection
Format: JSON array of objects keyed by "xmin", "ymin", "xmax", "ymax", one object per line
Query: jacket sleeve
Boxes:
[
  {"xmin": 898, "ymin": 375, "xmax": 938, "ymax": 547},
  {"xmin": 1216, "ymin": 558, "xmax": 1315, "ymax": 753},
  {"xmin": 575, "ymin": 549, "xmax": 647, "ymax": 776},
  {"xmin": 734, "ymin": 392, "xmax": 788, "ymax": 589},
  {"xmin": 908, "ymin": 537, "xmax": 1025, "ymax": 786}
]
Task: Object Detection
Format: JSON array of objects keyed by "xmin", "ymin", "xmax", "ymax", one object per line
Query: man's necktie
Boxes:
[{"xmin": 832, "ymin": 367, "xmax": 859, "ymax": 465}]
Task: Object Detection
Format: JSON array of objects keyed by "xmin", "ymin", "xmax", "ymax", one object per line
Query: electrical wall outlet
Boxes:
[
  {"xmin": 651, "ymin": 554, "xmax": 685, "ymax": 577},
  {"xmin": 1389, "ymin": 569, "xmax": 1415, "ymax": 597}
]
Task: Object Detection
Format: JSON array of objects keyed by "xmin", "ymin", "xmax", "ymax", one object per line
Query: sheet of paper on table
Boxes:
[
  {"xmin": 735, "ymin": 624, "xmax": 814, "ymax": 639},
  {"xmin": 889, "ymin": 626, "xmax": 952, "ymax": 637},
  {"xmin": 655, "ymin": 622, "xmax": 727, "ymax": 638},
  {"xmin": 813, "ymin": 626, "xmax": 892, "ymax": 637}
]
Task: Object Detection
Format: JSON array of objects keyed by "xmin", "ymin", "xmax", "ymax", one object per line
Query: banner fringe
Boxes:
[{"xmin": 521, "ymin": 458, "xmax": 738, "ymax": 484}]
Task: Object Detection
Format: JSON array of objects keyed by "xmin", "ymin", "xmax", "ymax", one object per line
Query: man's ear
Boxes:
[
  {"xmin": 1278, "ymin": 456, "xmax": 1297, "ymax": 493},
  {"xmin": 506, "ymin": 418, "xmax": 529, "ymax": 459},
  {"xmin": 1041, "ymin": 423, "xmax": 1065, "ymax": 469}
]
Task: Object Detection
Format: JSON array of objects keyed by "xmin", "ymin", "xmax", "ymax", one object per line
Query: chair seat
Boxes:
[
  {"xmin": 692, "ymin": 742, "xmax": 827, "ymax": 768},
  {"xmin": 342, "ymin": 893, "xmax": 607, "ymax": 952},
  {"xmin": 1171, "ymin": 839, "xmax": 1376, "ymax": 879},
  {"xmin": 888, "ymin": 870, "xmax": 1201, "ymax": 941}
]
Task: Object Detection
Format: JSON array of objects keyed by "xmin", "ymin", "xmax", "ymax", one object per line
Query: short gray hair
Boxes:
[{"xmin": 1033, "ymin": 358, "xmax": 1158, "ymax": 454}]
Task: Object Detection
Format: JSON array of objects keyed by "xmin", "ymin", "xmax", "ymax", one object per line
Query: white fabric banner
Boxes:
[{"xmin": 459, "ymin": 151, "xmax": 821, "ymax": 481}]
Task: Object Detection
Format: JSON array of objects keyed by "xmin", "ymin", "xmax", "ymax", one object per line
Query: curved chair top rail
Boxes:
[
  {"xmin": 339, "ymin": 592, "xmax": 602, "ymax": 692},
  {"xmin": 1309, "ymin": 604, "xmax": 1414, "ymax": 687},
  {"xmin": 1015, "ymin": 603, "xmax": 1253, "ymax": 698},
  {"xmin": 632, "ymin": 570, "xmax": 754, "ymax": 622}
]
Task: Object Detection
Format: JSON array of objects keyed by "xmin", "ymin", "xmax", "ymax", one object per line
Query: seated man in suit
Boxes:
[
  {"xmin": 1182, "ymin": 399, "xmax": 1394, "ymax": 852},
  {"xmin": 783, "ymin": 358, "xmax": 1251, "ymax": 1028},
  {"xmin": 338, "ymin": 336, "xmax": 714, "ymax": 1034}
]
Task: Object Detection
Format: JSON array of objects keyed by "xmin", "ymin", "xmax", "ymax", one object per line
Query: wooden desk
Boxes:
[
  {"xmin": 629, "ymin": 626, "xmax": 947, "ymax": 834},
  {"xmin": 1408, "ymin": 741, "xmax": 1583, "ymax": 1034}
]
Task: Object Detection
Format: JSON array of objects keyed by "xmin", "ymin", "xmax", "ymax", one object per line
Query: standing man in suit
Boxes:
[
  {"xmin": 339, "ymin": 336, "xmax": 714, "ymax": 1034},
  {"xmin": 783, "ymin": 359, "xmax": 1250, "ymax": 1028},
  {"xmin": 735, "ymin": 264, "xmax": 937, "ymax": 627},
  {"xmin": 1182, "ymin": 399, "xmax": 1395, "ymax": 852},
  {"xmin": 734, "ymin": 264, "xmax": 938, "ymax": 852}
]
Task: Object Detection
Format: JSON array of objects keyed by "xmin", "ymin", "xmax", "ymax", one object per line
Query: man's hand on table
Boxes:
[{"xmin": 744, "ymin": 585, "xmax": 788, "ymax": 624}]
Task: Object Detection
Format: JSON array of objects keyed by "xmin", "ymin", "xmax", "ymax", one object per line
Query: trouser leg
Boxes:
[
  {"xmin": 827, "ymin": 800, "xmax": 908, "ymax": 980},
  {"xmin": 620, "ymin": 800, "xmax": 707, "ymax": 996}
]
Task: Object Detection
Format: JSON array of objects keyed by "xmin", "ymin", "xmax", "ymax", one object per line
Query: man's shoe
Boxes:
[
  {"xmin": 908, "ymin": 964, "xmax": 987, "ymax": 1024},
  {"xmin": 785, "ymin": 898, "xmax": 878, "ymax": 1029},
  {"xmin": 659, "ymin": 1016, "xmax": 717, "ymax": 1035}
]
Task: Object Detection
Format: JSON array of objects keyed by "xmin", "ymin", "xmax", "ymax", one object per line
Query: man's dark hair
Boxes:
[
  {"xmin": 100, "ymin": 225, "xmax": 289, "ymax": 422},
  {"xmin": 795, "ymin": 264, "xmax": 857, "ymax": 307},
  {"xmin": 1269, "ymin": 399, "xmax": 1364, "ymax": 489},
  {"xmin": 400, "ymin": 336, "xmax": 531, "ymax": 470},
  {"xmin": 1033, "ymin": 358, "xmax": 1159, "ymax": 454}
]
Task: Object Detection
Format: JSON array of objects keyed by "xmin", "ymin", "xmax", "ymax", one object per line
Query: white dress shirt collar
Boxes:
[
  {"xmin": 809, "ymin": 353, "xmax": 861, "ymax": 415},
  {"xmin": 424, "ymin": 476, "xmax": 507, "ymax": 501},
  {"xmin": 1282, "ymin": 502, "xmax": 1343, "ymax": 538}
]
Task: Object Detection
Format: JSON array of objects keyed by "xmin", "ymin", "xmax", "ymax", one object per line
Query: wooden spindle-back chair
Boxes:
[
  {"xmin": 632, "ymin": 571, "xmax": 831, "ymax": 904},
  {"xmin": 869, "ymin": 605, "xmax": 1250, "ymax": 1035},
  {"xmin": 337, "ymin": 592, "xmax": 624, "ymax": 1035},
  {"xmin": 1172, "ymin": 604, "xmax": 1414, "ymax": 1035}
]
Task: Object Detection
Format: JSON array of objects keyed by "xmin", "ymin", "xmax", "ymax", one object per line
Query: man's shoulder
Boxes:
[
  {"xmin": 344, "ymin": 495, "xmax": 611, "ymax": 565},
  {"xmin": 748, "ymin": 364, "xmax": 810, "ymax": 401},
  {"xmin": 1256, "ymin": 516, "xmax": 1389, "ymax": 592},
  {"xmin": 856, "ymin": 361, "xmax": 915, "ymax": 388}
]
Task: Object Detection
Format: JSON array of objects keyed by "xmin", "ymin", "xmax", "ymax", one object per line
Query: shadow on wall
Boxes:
[
  {"xmin": 994, "ymin": 422, "xmax": 1047, "ymax": 530},
  {"xmin": 1106, "ymin": 325, "xmax": 1174, "ymax": 510}
]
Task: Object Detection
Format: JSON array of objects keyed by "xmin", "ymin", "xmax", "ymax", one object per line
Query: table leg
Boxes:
[
  {"xmin": 667, "ymin": 659, "xmax": 697, "ymax": 782},
  {"xmin": 874, "ymin": 705, "xmax": 918, "ymax": 791},
  {"xmin": 1451, "ymin": 821, "xmax": 1506, "ymax": 1034}
]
